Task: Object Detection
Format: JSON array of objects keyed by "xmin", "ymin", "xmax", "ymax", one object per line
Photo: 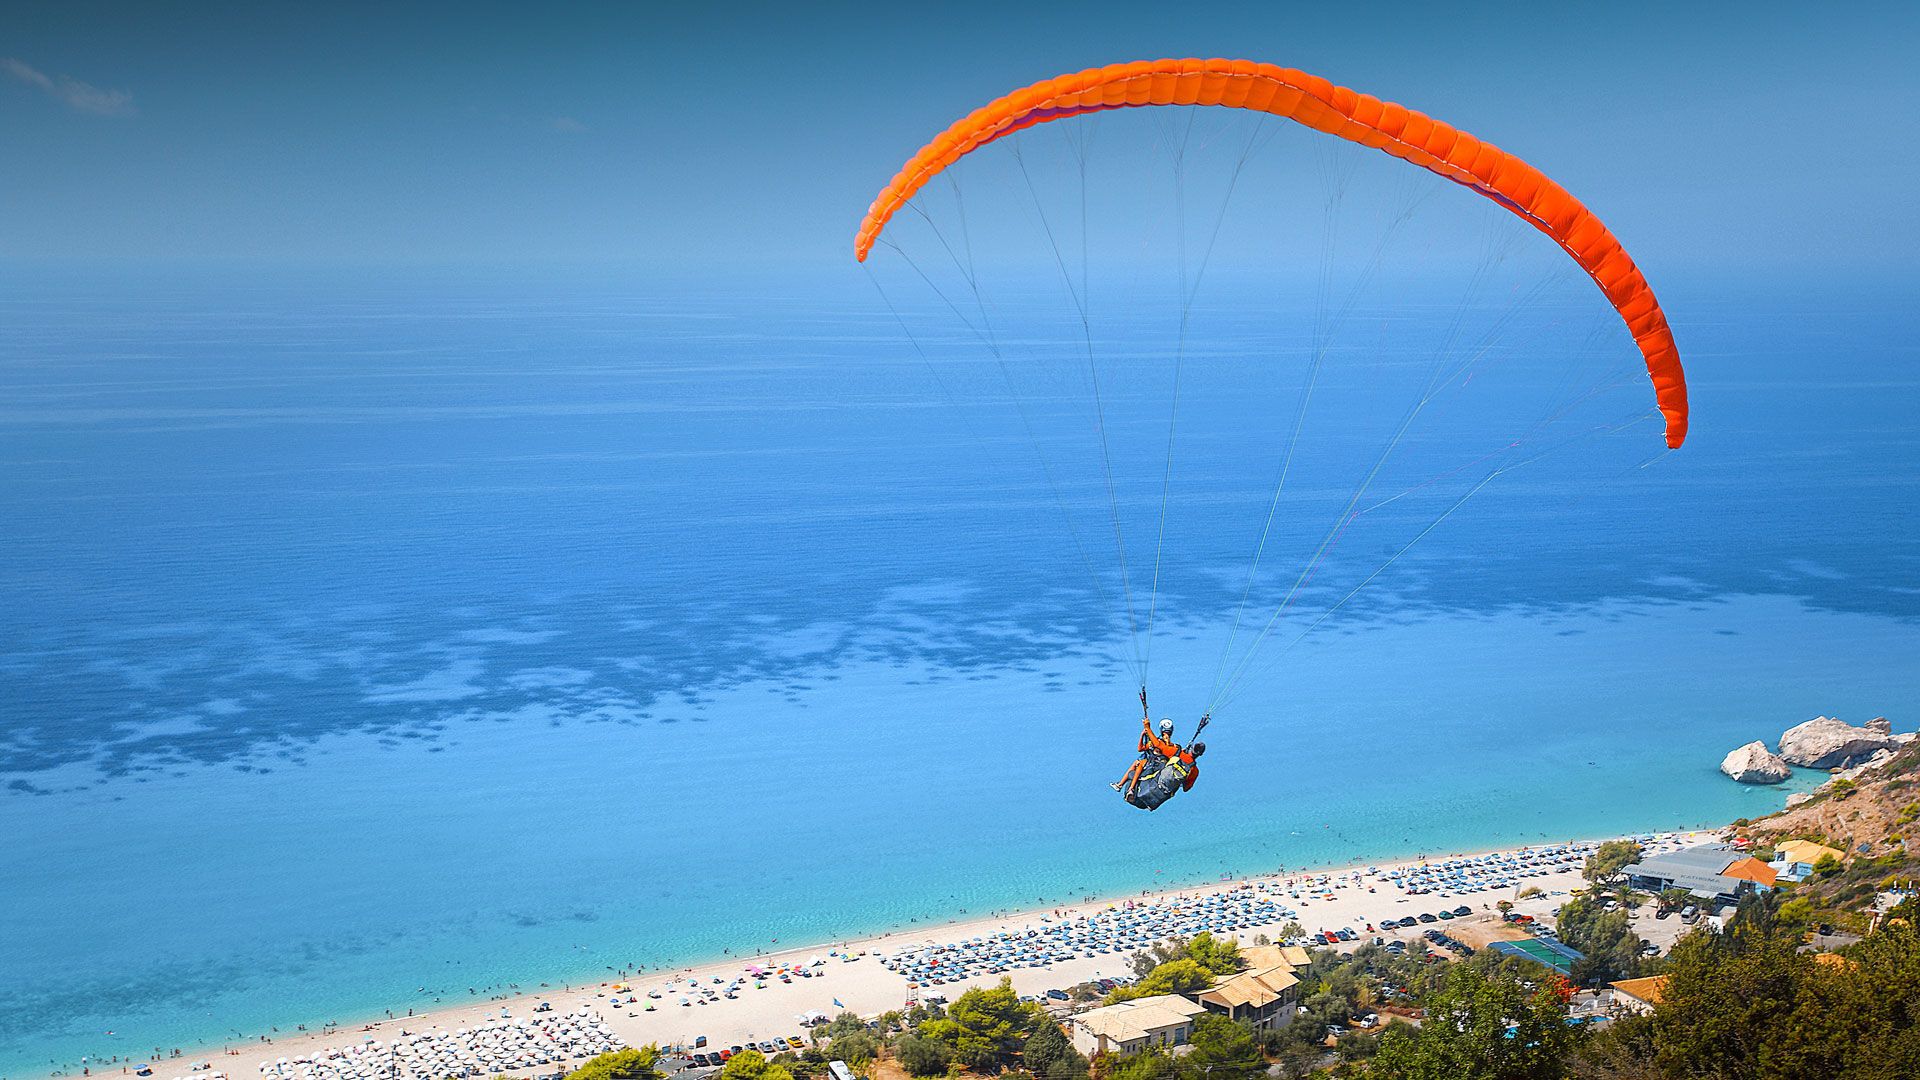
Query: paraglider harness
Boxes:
[{"xmin": 1123, "ymin": 689, "xmax": 1208, "ymax": 812}]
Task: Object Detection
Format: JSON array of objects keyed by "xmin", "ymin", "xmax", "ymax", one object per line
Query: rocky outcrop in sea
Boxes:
[
  {"xmin": 1720, "ymin": 740, "xmax": 1791, "ymax": 784},
  {"xmin": 1778, "ymin": 716, "xmax": 1902, "ymax": 769}
]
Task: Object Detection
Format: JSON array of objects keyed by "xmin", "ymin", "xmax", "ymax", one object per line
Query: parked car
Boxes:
[
  {"xmin": 1452, "ymin": 906, "xmax": 1472, "ymax": 917},
  {"xmin": 1418, "ymin": 913, "xmax": 1438, "ymax": 923}
]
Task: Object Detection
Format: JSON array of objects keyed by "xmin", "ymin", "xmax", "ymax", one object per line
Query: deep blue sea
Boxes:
[{"xmin": 2, "ymin": 263, "xmax": 1916, "ymax": 1077}]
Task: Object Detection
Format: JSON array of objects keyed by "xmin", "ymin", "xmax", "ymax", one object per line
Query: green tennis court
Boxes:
[{"xmin": 1490, "ymin": 937, "xmax": 1584, "ymax": 973}]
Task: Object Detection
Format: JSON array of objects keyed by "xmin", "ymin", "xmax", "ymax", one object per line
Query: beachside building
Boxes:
[
  {"xmin": 1775, "ymin": 839, "xmax": 1846, "ymax": 867},
  {"xmin": 1609, "ymin": 976, "xmax": 1668, "ymax": 1016},
  {"xmin": 1066, "ymin": 995, "xmax": 1210, "ymax": 1057},
  {"xmin": 1869, "ymin": 885, "xmax": 1915, "ymax": 932},
  {"xmin": 1623, "ymin": 845, "xmax": 1775, "ymax": 905},
  {"xmin": 1720, "ymin": 857, "xmax": 1778, "ymax": 889},
  {"xmin": 1770, "ymin": 840, "xmax": 1847, "ymax": 882},
  {"xmin": 1196, "ymin": 964, "xmax": 1301, "ymax": 1031},
  {"xmin": 1239, "ymin": 943, "xmax": 1312, "ymax": 970},
  {"xmin": 1773, "ymin": 861, "xmax": 1817, "ymax": 884}
]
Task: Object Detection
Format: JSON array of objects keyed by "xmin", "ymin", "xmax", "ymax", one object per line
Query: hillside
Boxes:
[{"xmin": 1738, "ymin": 737, "xmax": 1919, "ymax": 912}]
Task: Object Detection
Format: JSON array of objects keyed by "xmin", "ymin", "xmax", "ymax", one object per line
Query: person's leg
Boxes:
[
  {"xmin": 1111, "ymin": 758, "xmax": 1146, "ymax": 791},
  {"xmin": 1126, "ymin": 754, "xmax": 1168, "ymax": 796}
]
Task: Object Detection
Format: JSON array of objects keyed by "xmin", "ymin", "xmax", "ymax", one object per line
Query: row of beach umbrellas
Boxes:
[{"xmin": 246, "ymin": 1009, "xmax": 618, "ymax": 1080}]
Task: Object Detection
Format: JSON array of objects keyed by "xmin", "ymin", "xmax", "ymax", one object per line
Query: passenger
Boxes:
[
  {"xmin": 1127, "ymin": 741, "xmax": 1205, "ymax": 811},
  {"xmin": 1112, "ymin": 716, "xmax": 1179, "ymax": 797}
]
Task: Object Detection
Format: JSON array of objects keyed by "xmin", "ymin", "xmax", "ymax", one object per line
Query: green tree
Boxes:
[
  {"xmin": 1584, "ymin": 840, "xmax": 1644, "ymax": 890},
  {"xmin": 827, "ymin": 1030, "xmax": 879, "ymax": 1068},
  {"xmin": 1104, "ymin": 1050, "xmax": 1174, "ymax": 1080},
  {"xmin": 1775, "ymin": 916, "xmax": 1920, "ymax": 1078},
  {"xmin": 1177, "ymin": 1015, "xmax": 1260, "ymax": 1080},
  {"xmin": 1645, "ymin": 911, "xmax": 1804, "ymax": 1076},
  {"xmin": 892, "ymin": 1036, "xmax": 949, "ymax": 1078},
  {"xmin": 566, "ymin": 1049, "xmax": 662, "ymax": 1080},
  {"xmin": 1335, "ymin": 1029, "xmax": 1381, "ymax": 1066},
  {"xmin": 1557, "ymin": 893, "xmax": 1646, "ymax": 984},
  {"xmin": 918, "ymin": 978, "xmax": 1045, "ymax": 1070},
  {"xmin": 1021, "ymin": 1021, "xmax": 1087, "ymax": 1080},
  {"xmin": 1268, "ymin": 1042, "xmax": 1322, "ymax": 1080},
  {"xmin": 721, "ymin": 1051, "xmax": 794, "ymax": 1080},
  {"xmin": 1126, "ymin": 933, "xmax": 1239, "ymax": 980},
  {"xmin": 1184, "ymin": 932, "xmax": 1243, "ymax": 976},
  {"xmin": 1106, "ymin": 959, "xmax": 1213, "ymax": 1003},
  {"xmin": 1575, "ymin": 897, "xmax": 1920, "ymax": 1079},
  {"xmin": 1774, "ymin": 896, "xmax": 1815, "ymax": 930},
  {"xmin": 1372, "ymin": 962, "xmax": 1581, "ymax": 1080},
  {"xmin": 820, "ymin": 1013, "xmax": 868, "ymax": 1040},
  {"xmin": 1888, "ymin": 895, "xmax": 1919, "ymax": 924}
]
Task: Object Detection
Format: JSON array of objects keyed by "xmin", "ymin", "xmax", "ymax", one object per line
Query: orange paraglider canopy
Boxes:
[{"xmin": 854, "ymin": 58, "xmax": 1687, "ymax": 448}]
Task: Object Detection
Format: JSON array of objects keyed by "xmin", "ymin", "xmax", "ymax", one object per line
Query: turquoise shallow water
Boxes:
[{"xmin": 1, "ymin": 270, "xmax": 1916, "ymax": 1076}]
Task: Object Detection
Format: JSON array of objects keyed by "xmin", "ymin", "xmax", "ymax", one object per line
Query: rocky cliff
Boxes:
[
  {"xmin": 1778, "ymin": 715, "xmax": 1903, "ymax": 769},
  {"xmin": 1720, "ymin": 740, "xmax": 1792, "ymax": 783}
]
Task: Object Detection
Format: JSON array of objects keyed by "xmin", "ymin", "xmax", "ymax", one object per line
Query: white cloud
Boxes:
[{"xmin": 3, "ymin": 56, "xmax": 135, "ymax": 116}]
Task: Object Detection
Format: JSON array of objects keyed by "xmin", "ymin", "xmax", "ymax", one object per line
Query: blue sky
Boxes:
[{"xmin": 3, "ymin": 1, "xmax": 1916, "ymax": 273}]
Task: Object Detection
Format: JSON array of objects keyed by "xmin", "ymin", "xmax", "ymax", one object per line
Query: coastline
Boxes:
[{"xmin": 33, "ymin": 827, "xmax": 1727, "ymax": 1080}]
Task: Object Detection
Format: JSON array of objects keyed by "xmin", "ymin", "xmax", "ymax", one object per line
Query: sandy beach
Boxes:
[{"xmin": 55, "ymin": 831, "xmax": 1719, "ymax": 1080}]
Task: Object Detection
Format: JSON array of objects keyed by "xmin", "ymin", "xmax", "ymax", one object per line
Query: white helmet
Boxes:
[{"xmin": 1158, "ymin": 717, "xmax": 1175, "ymax": 737}]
